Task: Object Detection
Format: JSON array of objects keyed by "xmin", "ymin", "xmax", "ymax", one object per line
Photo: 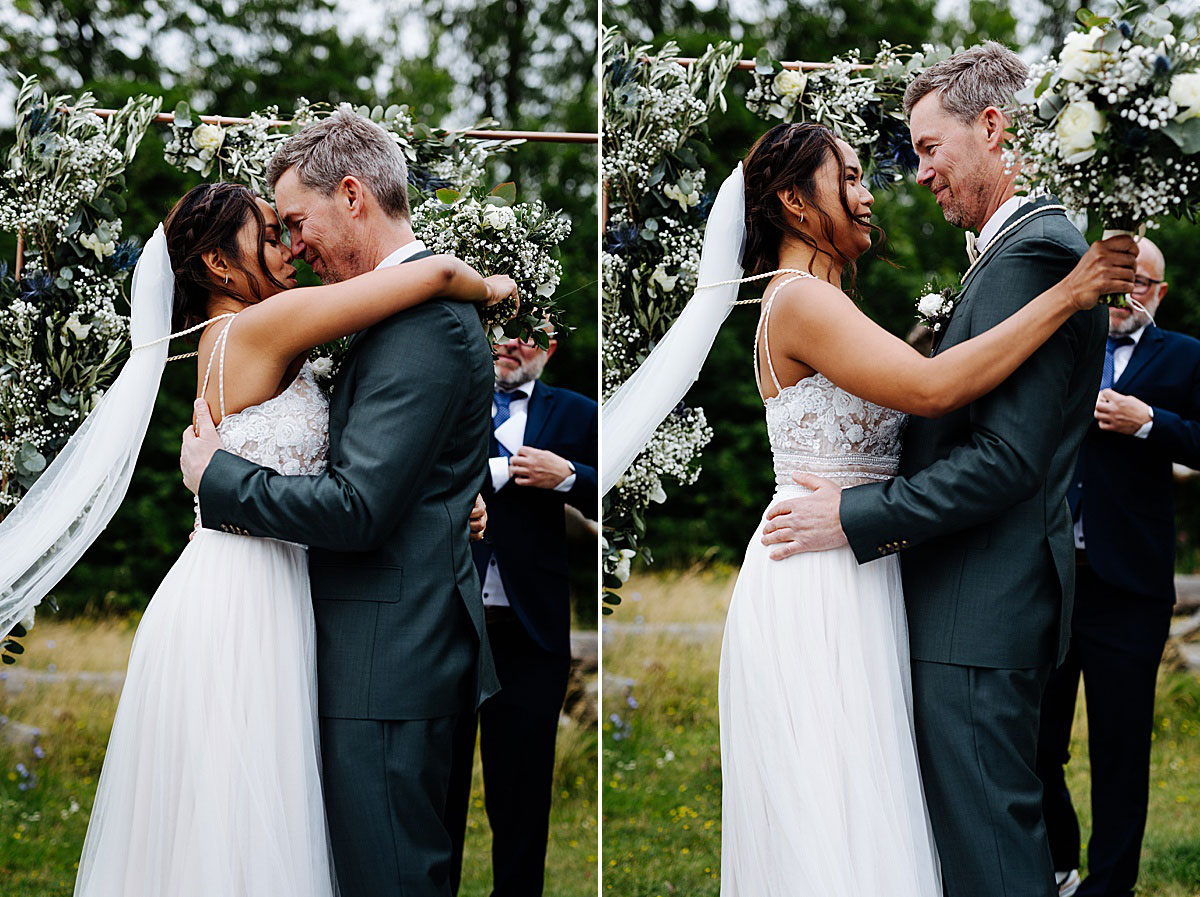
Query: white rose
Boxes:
[
  {"xmin": 66, "ymin": 313, "xmax": 92, "ymax": 340},
  {"xmin": 649, "ymin": 266, "xmax": 678, "ymax": 293},
  {"xmin": 79, "ymin": 231, "xmax": 114, "ymax": 261},
  {"xmin": 192, "ymin": 123, "xmax": 226, "ymax": 153},
  {"xmin": 916, "ymin": 293, "xmax": 944, "ymax": 317},
  {"xmin": 310, "ymin": 356, "xmax": 334, "ymax": 378},
  {"xmin": 1056, "ymin": 100, "xmax": 1106, "ymax": 163},
  {"xmin": 1169, "ymin": 72, "xmax": 1200, "ymax": 122},
  {"xmin": 649, "ymin": 482, "xmax": 667, "ymax": 503},
  {"xmin": 482, "ymin": 205, "xmax": 516, "ymax": 230},
  {"xmin": 1059, "ymin": 26, "xmax": 1106, "ymax": 82},
  {"xmin": 774, "ymin": 69, "xmax": 808, "ymax": 100}
]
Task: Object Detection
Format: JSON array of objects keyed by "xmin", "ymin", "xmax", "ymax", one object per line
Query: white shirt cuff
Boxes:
[
  {"xmin": 489, "ymin": 455, "xmax": 511, "ymax": 491},
  {"xmin": 553, "ymin": 468, "xmax": 577, "ymax": 493},
  {"xmin": 1134, "ymin": 408, "xmax": 1154, "ymax": 439}
]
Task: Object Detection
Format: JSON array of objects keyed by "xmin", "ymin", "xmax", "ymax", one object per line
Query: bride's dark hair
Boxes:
[
  {"xmin": 164, "ymin": 183, "xmax": 289, "ymax": 333},
  {"xmin": 741, "ymin": 122, "xmax": 886, "ymax": 287}
]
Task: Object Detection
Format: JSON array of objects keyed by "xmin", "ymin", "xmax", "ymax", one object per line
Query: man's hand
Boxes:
[
  {"xmin": 181, "ymin": 398, "xmax": 223, "ymax": 495},
  {"xmin": 509, "ymin": 446, "xmax": 573, "ymax": 489},
  {"xmin": 1095, "ymin": 388, "xmax": 1152, "ymax": 434},
  {"xmin": 470, "ymin": 494, "xmax": 487, "ymax": 542},
  {"xmin": 1064, "ymin": 234, "xmax": 1138, "ymax": 311},
  {"xmin": 761, "ymin": 472, "xmax": 847, "ymax": 559}
]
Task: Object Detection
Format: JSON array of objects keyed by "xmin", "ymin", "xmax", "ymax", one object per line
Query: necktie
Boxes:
[
  {"xmin": 493, "ymin": 390, "xmax": 516, "ymax": 458},
  {"xmin": 965, "ymin": 231, "xmax": 979, "ymax": 265},
  {"xmin": 1100, "ymin": 336, "xmax": 1135, "ymax": 391}
]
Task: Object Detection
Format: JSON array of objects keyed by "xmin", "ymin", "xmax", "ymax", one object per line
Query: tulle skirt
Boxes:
[
  {"xmin": 718, "ymin": 486, "xmax": 942, "ymax": 896},
  {"xmin": 74, "ymin": 529, "xmax": 337, "ymax": 897}
]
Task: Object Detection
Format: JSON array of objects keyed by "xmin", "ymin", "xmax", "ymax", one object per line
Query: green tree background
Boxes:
[
  {"xmin": 0, "ymin": 0, "xmax": 598, "ymax": 619},
  {"xmin": 604, "ymin": 0, "xmax": 1200, "ymax": 569}
]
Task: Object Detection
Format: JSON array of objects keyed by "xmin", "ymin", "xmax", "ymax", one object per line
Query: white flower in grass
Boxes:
[
  {"xmin": 482, "ymin": 206, "xmax": 516, "ymax": 231},
  {"xmin": 1059, "ymin": 27, "xmax": 1107, "ymax": 82},
  {"xmin": 1056, "ymin": 100, "xmax": 1106, "ymax": 163},
  {"xmin": 192, "ymin": 124, "xmax": 226, "ymax": 153},
  {"xmin": 1169, "ymin": 73, "xmax": 1200, "ymax": 122},
  {"xmin": 774, "ymin": 69, "xmax": 807, "ymax": 100}
]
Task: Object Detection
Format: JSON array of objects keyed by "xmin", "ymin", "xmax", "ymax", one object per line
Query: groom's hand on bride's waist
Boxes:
[
  {"xmin": 761, "ymin": 473, "xmax": 847, "ymax": 559},
  {"xmin": 181, "ymin": 398, "xmax": 223, "ymax": 495}
]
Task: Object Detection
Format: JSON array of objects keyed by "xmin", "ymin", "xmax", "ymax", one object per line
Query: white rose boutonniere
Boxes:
[
  {"xmin": 914, "ymin": 283, "xmax": 959, "ymax": 333},
  {"xmin": 1056, "ymin": 100, "xmax": 1106, "ymax": 164}
]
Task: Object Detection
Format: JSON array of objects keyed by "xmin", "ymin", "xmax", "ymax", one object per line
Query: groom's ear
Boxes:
[
  {"xmin": 979, "ymin": 106, "xmax": 1008, "ymax": 150},
  {"xmin": 340, "ymin": 175, "xmax": 368, "ymax": 219}
]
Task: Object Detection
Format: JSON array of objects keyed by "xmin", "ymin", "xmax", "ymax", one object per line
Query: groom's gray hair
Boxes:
[
  {"xmin": 266, "ymin": 108, "xmax": 410, "ymax": 220},
  {"xmin": 903, "ymin": 42, "xmax": 1028, "ymax": 125}
]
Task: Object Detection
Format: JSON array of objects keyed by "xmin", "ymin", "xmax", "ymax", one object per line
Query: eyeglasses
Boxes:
[{"xmin": 1131, "ymin": 276, "xmax": 1163, "ymax": 295}]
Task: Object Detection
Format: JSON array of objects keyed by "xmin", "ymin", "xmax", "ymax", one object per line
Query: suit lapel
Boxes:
[
  {"xmin": 1114, "ymin": 325, "xmax": 1164, "ymax": 391},
  {"xmin": 522, "ymin": 381, "xmax": 555, "ymax": 448},
  {"xmin": 343, "ymin": 247, "xmax": 436, "ymax": 355}
]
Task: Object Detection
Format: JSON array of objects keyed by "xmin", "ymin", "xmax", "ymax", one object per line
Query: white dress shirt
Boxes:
[
  {"xmin": 1075, "ymin": 324, "xmax": 1153, "ymax": 548},
  {"xmin": 374, "ymin": 239, "xmax": 429, "ymax": 270},
  {"xmin": 974, "ymin": 194, "xmax": 1038, "ymax": 256},
  {"xmin": 482, "ymin": 380, "xmax": 576, "ymax": 607}
]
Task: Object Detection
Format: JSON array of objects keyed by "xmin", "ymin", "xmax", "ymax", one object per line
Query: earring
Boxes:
[{"xmin": 223, "ymin": 272, "xmax": 229, "ymax": 284}]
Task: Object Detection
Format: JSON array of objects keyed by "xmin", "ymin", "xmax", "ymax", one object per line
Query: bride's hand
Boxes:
[
  {"xmin": 483, "ymin": 275, "xmax": 519, "ymax": 313},
  {"xmin": 1064, "ymin": 235, "xmax": 1138, "ymax": 311}
]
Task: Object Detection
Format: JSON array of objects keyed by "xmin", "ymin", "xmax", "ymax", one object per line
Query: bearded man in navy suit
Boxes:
[
  {"xmin": 1037, "ymin": 237, "xmax": 1200, "ymax": 897},
  {"xmin": 444, "ymin": 328, "xmax": 597, "ymax": 897}
]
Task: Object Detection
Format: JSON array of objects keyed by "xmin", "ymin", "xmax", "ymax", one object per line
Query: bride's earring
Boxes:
[{"xmin": 223, "ymin": 272, "xmax": 229, "ymax": 284}]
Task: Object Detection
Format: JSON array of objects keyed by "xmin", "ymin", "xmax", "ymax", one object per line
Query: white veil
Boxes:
[
  {"xmin": 0, "ymin": 225, "xmax": 174, "ymax": 636},
  {"xmin": 602, "ymin": 164, "xmax": 749, "ymax": 495}
]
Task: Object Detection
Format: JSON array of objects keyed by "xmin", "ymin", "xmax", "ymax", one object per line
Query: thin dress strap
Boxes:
[
  {"xmin": 753, "ymin": 273, "xmax": 808, "ymax": 401},
  {"xmin": 200, "ymin": 315, "xmax": 236, "ymax": 421}
]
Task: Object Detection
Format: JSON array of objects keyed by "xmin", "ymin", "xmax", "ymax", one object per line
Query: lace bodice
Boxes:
[
  {"xmin": 194, "ymin": 317, "xmax": 330, "ymax": 528},
  {"xmin": 756, "ymin": 274, "xmax": 907, "ymax": 487}
]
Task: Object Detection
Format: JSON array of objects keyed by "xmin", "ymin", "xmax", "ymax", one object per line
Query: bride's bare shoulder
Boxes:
[{"xmin": 769, "ymin": 275, "xmax": 854, "ymax": 323}]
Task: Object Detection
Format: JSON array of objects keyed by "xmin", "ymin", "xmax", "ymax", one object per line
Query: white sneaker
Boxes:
[{"xmin": 1056, "ymin": 869, "xmax": 1081, "ymax": 897}]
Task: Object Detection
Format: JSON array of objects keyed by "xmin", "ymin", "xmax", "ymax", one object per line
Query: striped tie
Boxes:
[
  {"xmin": 493, "ymin": 390, "xmax": 515, "ymax": 458},
  {"xmin": 1100, "ymin": 336, "xmax": 1134, "ymax": 391}
]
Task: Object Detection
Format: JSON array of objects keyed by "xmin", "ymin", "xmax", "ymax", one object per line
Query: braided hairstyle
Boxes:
[
  {"xmin": 741, "ymin": 122, "xmax": 886, "ymax": 288},
  {"xmin": 164, "ymin": 183, "xmax": 289, "ymax": 333}
]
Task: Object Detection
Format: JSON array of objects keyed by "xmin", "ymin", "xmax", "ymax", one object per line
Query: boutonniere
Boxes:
[{"xmin": 914, "ymin": 280, "xmax": 960, "ymax": 333}]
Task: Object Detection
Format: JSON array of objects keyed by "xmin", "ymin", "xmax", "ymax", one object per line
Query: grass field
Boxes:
[
  {"xmin": 603, "ymin": 567, "xmax": 1200, "ymax": 897},
  {"xmin": 0, "ymin": 616, "xmax": 598, "ymax": 897}
]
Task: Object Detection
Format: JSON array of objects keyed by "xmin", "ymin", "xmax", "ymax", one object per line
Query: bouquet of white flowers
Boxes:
[
  {"xmin": 411, "ymin": 183, "xmax": 572, "ymax": 348},
  {"xmin": 1010, "ymin": 8, "xmax": 1200, "ymax": 262}
]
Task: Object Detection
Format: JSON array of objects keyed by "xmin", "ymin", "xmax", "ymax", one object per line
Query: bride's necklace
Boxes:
[{"xmin": 960, "ymin": 204, "xmax": 1068, "ymax": 285}]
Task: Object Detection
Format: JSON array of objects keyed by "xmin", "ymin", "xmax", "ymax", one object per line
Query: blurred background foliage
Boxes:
[
  {"xmin": 603, "ymin": 0, "xmax": 1200, "ymax": 569},
  {"xmin": 0, "ymin": 0, "xmax": 598, "ymax": 622}
]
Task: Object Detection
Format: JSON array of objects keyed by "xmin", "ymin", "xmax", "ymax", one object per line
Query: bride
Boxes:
[
  {"xmin": 603, "ymin": 121, "xmax": 1136, "ymax": 895},
  {"xmin": 2, "ymin": 182, "xmax": 513, "ymax": 896}
]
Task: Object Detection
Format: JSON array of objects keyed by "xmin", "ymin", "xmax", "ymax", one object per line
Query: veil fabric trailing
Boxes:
[
  {"xmin": 0, "ymin": 225, "xmax": 173, "ymax": 637},
  {"xmin": 602, "ymin": 164, "xmax": 749, "ymax": 495}
]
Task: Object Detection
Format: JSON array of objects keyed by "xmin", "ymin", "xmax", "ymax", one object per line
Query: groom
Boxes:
[
  {"xmin": 762, "ymin": 44, "xmax": 1121, "ymax": 897},
  {"xmin": 180, "ymin": 109, "xmax": 500, "ymax": 897}
]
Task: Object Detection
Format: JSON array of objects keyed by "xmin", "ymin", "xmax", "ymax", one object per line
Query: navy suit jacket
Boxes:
[
  {"xmin": 1069, "ymin": 325, "xmax": 1200, "ymax": 602},
  {"xmin": 472, "ymin": 380, "xmax": 598, "ymax": 657}
]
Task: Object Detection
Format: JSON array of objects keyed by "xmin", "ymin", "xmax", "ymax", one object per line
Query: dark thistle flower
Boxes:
[
  {"xmin": 19, "ymin": 272, "xmax": 54, "ymax": 303},
  {"xmin": 109, "ymin": 238, "xmax": 141, "ymax": 272},
  {"xmin": 695, "ymin": 190, "xmax": 716, "ymax": 219},
  {"xmin": 407, "ymin": 167, "xmax": 453, "ymax": 194},
  {"xmin": 604, "ymin": 223, "xmax": 641, "ymax": 254},
  {"xmin": 1125, "ymin": 126, "xmax": 1151, "ymax": 149},
  {"xmin": 607, "ymin": 57, "xmax": 637, "ymax": 88},
  {"xmin": 1118, "ymin": 21, "xmax": 1133, "ymax": 38},
  {"xmin": 26, "ymin": 104, "xmax": 56, "ymax": 137},
  {"xmin": 1154, "ymin": 55, "xmax": 1172, "ymax": 76}
]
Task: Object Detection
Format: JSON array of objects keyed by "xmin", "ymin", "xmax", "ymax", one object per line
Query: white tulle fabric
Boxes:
[
  {"xmin": 74, "ymin": 353, "xmax": 337, "ymax": 897},
  {"xmin": 717, "ymin": 283, "xmax": 941, "ymax": 896},
  {"xmin": 601, "ymin": 164, "xmax": 747, "ymax": 495},
  {"xmin": 0, "ymin": 226, "xmax": 172, "ymax": 638}
]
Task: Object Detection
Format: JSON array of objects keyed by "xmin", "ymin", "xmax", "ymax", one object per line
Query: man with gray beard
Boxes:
[
  {"xmin": 445, "ymin": 331, "xmax": 597, "ymax": 897},
  {"xmin": 1039, "ymin": 238, "xmax": 1200, "ymax": 897}
]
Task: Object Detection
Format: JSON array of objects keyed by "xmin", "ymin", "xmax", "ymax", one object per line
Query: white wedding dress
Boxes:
[
  {"xmin": 74, "ymin": 318, "xmax": 338, "ymax": 897},
  {"xmin": 718, "ymin": 274, "xmax": 942, "ymax": 896}
]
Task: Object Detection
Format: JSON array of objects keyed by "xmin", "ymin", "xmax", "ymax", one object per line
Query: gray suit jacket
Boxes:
[
  {"xmin": 199, "ymin": 257, "xmax": 500, "ymax": 719},
  {"xmin": 840, "ymin": 198, "xmax": 1107, "ymax": 669}
]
